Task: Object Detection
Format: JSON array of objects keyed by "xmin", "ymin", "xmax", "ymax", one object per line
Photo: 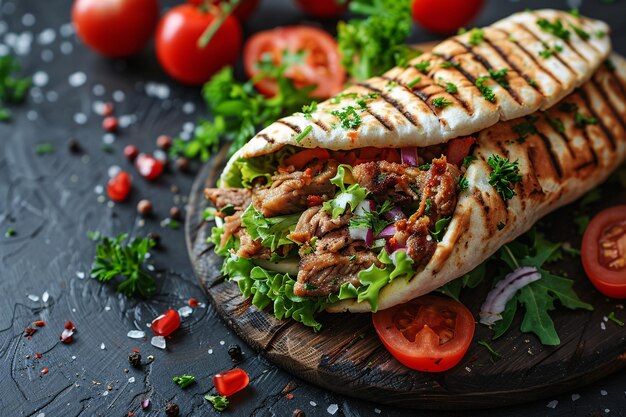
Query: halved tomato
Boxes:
[
  {"xmin": 243, "ymin": 26, "xmax": 345, "ymax": 98},
  {"xmin": 582, "ymin": 205, "xmax": 626, "ymax": 298},
  {"xmin": 372, "ymin": 295, "xmax": 475, "ymax": 372},
  {"xmin": 445, "ymin": 137, "xmax": 476, "ymax": 166}
]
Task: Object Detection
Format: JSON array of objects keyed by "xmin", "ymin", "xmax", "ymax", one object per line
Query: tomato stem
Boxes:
[{"xmin": 197, "ymin": 0, "xmax": 240, "ymax": 49}]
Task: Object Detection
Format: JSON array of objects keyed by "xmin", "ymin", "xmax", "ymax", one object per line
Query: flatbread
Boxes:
[
  {"xmin": 328, "ymin": 54, "xmax": 626, "ymax": 312},
  {"xmin": 240, "ymin": 9, "xmax": 611, "ymax": 159}
]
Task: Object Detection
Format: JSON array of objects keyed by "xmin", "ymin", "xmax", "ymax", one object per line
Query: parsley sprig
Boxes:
[
  {"xmin": 487, "ymin": 154, "xmax": 522, "ymax": 200},
  {"xmin": 172, "ymin": 374, "xmax": 196, "ymax": 389},
  {"xmin": 90, "ymin": 233, "xmax": 156, "ymax": 298},
  {"xmin": 0, "ymin": 55, "xmax": 31, "ymax": 121},
  {"xmin": 205, "ymin": 394, "xmax": 229, "ymax": 411},
  {"xmin": 349, "ymin": 200, "xmax": 393, "ymax": 236}
]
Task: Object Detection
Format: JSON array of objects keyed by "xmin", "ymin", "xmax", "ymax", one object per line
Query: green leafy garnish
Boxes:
[
  {"xmin": 478, "ymin": 339, "xmax": 502, "ymax": 361},
  {"xmin": 462, "ymin": 155, "xmax": 477, "ymax": 167},
  {"xmin": 172, "ymin": 375, "xmax": 196, "ymax": 389},
  {"xmin": 575, "ymin": 112, "xmax": 598, "ymax": 128},
  {"xmin": 539, "ymin": 43, "xmax": 563, "ymax": 59},
  {"xmin": 293, "ymin": 125, "xmax": 312, "ymax": 143},
  {"xmin": 570, "ymin": 24, "xmax": 590, "ymax": 41},
  {"xmin": 407, "ymin": 76, "xmax": 421, "ymax": 88},
  {"xmin": 349, "ymin": 200, "xmax": 393, "ymax": 236},
  {"xmin": 475, "ymin": 76, "xmax": 496, "ymax": 102},
  {"xmin": 487, "ymin": 155, "xmax": 522, "ymax": 200},
  {"xmin": 488, "ymin": 68, "xmax": 509, "ymax": 88},
  {"xmin": 302, "ymin": 101, "xmax": 318, "ymax": 119},
  {"xmin": 322, "ymin": 165, "xmax": 368, "ymax": 218},
  {"xmin": 544, "ymin": 112, "xmax": 565, "ymax": 133},
  {"xmin": 0, "ymin": 55, "xmax": 31, "ymax": 120},
  {"xmin": 512, "ymin": 115, "xmax": 539, "ymax": 142},
  {"xmin": 468, "ymin": 28, "xmax": 485, "ymax": 46},
  {"xmin": 436, "ymin": 262, "xmax": 486, "ymax": 301},
  {"xmin": 331, "ymin": 106, "xmax": 362, "ymax": 129},
  {"xmin": 432, "ymin": 97, "xmax": 452, "ymax": 108},
  {"xmin": 414, "ymin": 60, "xmax": 431, "ymax": 73},
  {"xmin": 444, "ymin": 82, "xmax": 458, "ymax": 94},
  {"xmin": 431, "ymin": 217, "xmax": 451, "ymax": 242},
  {"xmin": 35, "ymin": 143, "xmax": 55, "ymax": 155},
  {"xmin": 5, "ymin": 227, "xmax": 16, "ymax": 237},
  {"xmin": 457, "ymin": 176, "xmax": 469, "ymax": 191},
  {"xmin": 536, "ymin": 18, "xmax": 570, "ymax": 40},
  {"xmin": 608, "ymin": 312, "xmax": 624, "ymax": 327},
  {"xmin": 241, "ymin": 205, "xmax": 300, "ymax": 251},
  {"xmin": 205, "ymin": 395, "xmax": 229, "ymax": 412},
  {"xmin": 90, "ymin": 234, "xmax": 156, "ymax": 298}
]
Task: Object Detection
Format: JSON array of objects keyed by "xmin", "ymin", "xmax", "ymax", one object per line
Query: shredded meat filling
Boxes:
[
  {"xmin": 204, "ymin": 188, "xmax": 251, "ymax": 211},
  {"xmin": 289, "ymin": 206, "xmax": 352, "ymax": 245},
  {"xmin": 352, "ymin": 160, "xmax": 424, "ymax": 204}
]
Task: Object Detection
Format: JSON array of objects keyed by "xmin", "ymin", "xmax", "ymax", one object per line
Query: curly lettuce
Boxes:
[
  {"xmin": 240, "ymin": 204, "xmax": 299, "ymax": 252},
  {"xmin": 322, "ymin": 164, "xmax": 368, "ymax": 218}
]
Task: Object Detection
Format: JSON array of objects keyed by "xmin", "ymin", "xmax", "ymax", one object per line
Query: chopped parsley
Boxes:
[
  {"xmin": 497, "ymin": 221, "xmax": 506, "ymax": 230},
  {"xmin": 293, "ymin": 125, "xmax": 312, "ymax": 143},
  {"xmin": 385, "ymin": 80, "xmax": 398, "ymax": 90},
  {"xmin": 301, "ymin": 101, "xmax": 318, "ymax": 119},
  {"xmin": 444, "ymin": 82, "xmax": 458, "ymax": 94},
  {"xmin": 596, "ymin": 31, "xmax": 607, "ymax": 39},
  {"xmin": 536, "ymin": 18, "xmax": 570, "ymax": 40},
  {"xmin": 457, "ymin": 176, "xmax": 469, "ymax": 191},
  {"xmin": 5, "ymin": 227, "xmax": 16, "ymax": 238},
  {"xmin": 0, "ymin": 55, "xmax": 31, "ymax": 120},
  {"xmin": 539, "ymin": 43, "xmax": 563, "ymax": 59},
  {"xmin": 331, "ymin": 106, "xmax": 362, "ymax": 129},
  {"xmin": 414, "ymin": 60, "xmax": 431, "ymax": 74},
  {"xmin": 468, "ymin": 28, "xmax": 485, "ymax": 46},
  {"xmin": 475, "ymin": 75, "xmax": 496, "ymax": 103},
  {"xmin": 528, "ymin": 79, "xmax": 538, "ymax": 88},
  {"xmin": 331, "ymin": 92, "xmax": 359, "ymax": 104},
  {"xmin": 424, "ymin": 198, "xmax": 432, "ymax": 214},
  {"xmin": 432, "ymin": 97, "xmax": 452, "ymax": 108},
  {"xmin": 488, "ymin": 68, "xmax": 509, "ymax": 88},
  {"xmin": 431, "ymin": 217, "xmax": 451, "ymax": 242},
  {"xmin": 569, "ymin": 8, "xmax": 581, "ymax": 17},
  {"xmin": 407, "ymin": 76, "xmax": 422, "ymax": 88},
  {"xmin": 559, "ymin": 102, "xmax": 577, "ymax": 113},
  {"xmin": 439, "ymin": 62, "xmax": 453, "ymax": 69},
  {"xmin": 205, "ymin": 394, "xmax": 229, "ymax": 411},
  {"xmin": 462, "ymin": 155, "xmax": 477, "ymax": 167},
  {"xmin": 512, "ymin": 115, "xmax": 539, "ymax": 142},
  {"xmin": 349, "ymin": 200, "xmax": 393, "ymax": 236},
  {"xmin": 544, "ymin": 112, "xmax": 565, "ymax": 133},
  {"xmin": 570, "ymin": 24, "xmax": 590, "ymax": 41},
  {"xmin": 172, "ymin": 374, "xmax": 196, "ymax": 389},
  {"xmin": 35, "ymin": 143, "xmax": 55, "ymax": 155},
  {"xmin": 487, "ymin": 154, "xmax": 522, "ymax": 200},
  {"xmin": 418, "ymin": 163, "xmax": 431, "ymax": 171},
  {"xmin": 574, "ymin": 112, "xmax": 598, "ymax": 128},
  {"xmin": 0, "ymin": 108, "xmax": 10, "ymax": 121},
  {"xmin": 608, "ymin": 312, "xmax": 624, "ymax": 327}
]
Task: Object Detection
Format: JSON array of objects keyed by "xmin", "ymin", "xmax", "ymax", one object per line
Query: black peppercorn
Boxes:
[
  {"xmin": 292, "ymin": 409, "xmax": 305, "ymax": 417},
  {"xmin": 169, "ymin": 206, "xmax": 182, "ymax": 221},
  {"xmin": 147, "ymin": 232, "xmax": 161, "ymax": 246},
  {"xmin": 128, "ymin": 352, "xmax": 141, "ymax": 367},
  {"xmin": 67, "ymin": 138, "xmax": 82, "ymax": 154},
  {"xmin": 165, "ymin": 402, "xmax": 179, "ymax": 417},
  {"xmin": 175, "ymin": 157, "xmax": 190, "ymax": 172},
  {"xmin": 227, "ymin": 344, "xmax": 243, "ymax": 363}
]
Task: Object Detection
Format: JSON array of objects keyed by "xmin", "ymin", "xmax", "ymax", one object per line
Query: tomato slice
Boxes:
[
  {"xmin": 582, "ymin": 205, "xmax": 626, "ymax": 298},
  {"xmin": 372, "ymin": 295, "xmax": 475, "ymax": 372},
  {"xmin": 244, "ymin": 26, "xmax": 345, "ymax": 98},
  {"xmin": 445, "ymin": 137, "xmax": 476, "ymax": 166},
  {"xmin": 283, "ymin": 148, "xmax": 330, "ymax": 170}
]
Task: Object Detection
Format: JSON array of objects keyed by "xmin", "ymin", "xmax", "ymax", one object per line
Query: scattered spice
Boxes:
[
  {"xmin": 137, "ymin": 199, "xmax": 153, "ymax": 216},
  {"xmin": 33, "ymin": 320, "xmax": 46, "ymax": 327},
  {"xmin": 102, "ymin": 116, "xmax": 118, "ymax": 133},
  {"xmin": 5, "ymin": 227, "xmax": 16, "ymax": 237},
  {"xmin": 41, "ymin": 368, "xmax": 49, "ymax": 375},
  {"xmin": 23, "ymin": 327, "xmax": 37, "ymax": 338},
  {"xmin": 157, "ymin": 135, "xmax": 172, "ymax": 150},
  {"xmin": 34, "ymin": 353, "xmax": 42, "ymax": 359},
  {"xmin": 175, "ymin": 157, "xmax": 190, "ymax": 172},
  {"xmin": 67, "ymin": 138, "xmax": 82, "ymax": 154},
  {"xmin": 292, "ymin": 409, "xmax": 305, "ymax": 417},
  {"xmin": 128, "ymin": 352, "xmax": 142, "ymax": 367},
  {"xmin": 169, "ymin": 207, "xmax": 182, "ymax": 221},
  {"xmin": 227, "ymin": 344, "xmax": 243, "ymax": 363},
  {"xmin": 164, "ymin": 402, "xmax": 180, "ymax": 417},
  {"xmin": 124, "ymin": 145, "xmax": 139, "ymax": 161},
  {"xmin": 205, "ymin": 395, "xmax": 229, "ymax": 412}
]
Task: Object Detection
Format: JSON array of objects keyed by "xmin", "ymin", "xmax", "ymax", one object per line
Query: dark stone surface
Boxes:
[{"xmin": 0, "ymin": 0, "xmax": 625, "ymax": 416}]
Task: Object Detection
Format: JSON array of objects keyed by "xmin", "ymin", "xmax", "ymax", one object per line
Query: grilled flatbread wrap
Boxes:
[{"xmin": 242, "ymin": 9, "xmax": 611, "ymax": 159}]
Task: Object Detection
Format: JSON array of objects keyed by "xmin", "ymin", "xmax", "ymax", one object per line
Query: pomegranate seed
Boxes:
[
  {"xmin": 156, "ymin": 135, "xmax": 172, "ymax": 150},
  {"xmin": 188, "ymin": 298, "xmax": 199, "ymax": 307},
  {"xmin": 102, "ymin": 116, "xmax": 118, "ymax": 132},
  {"xmin": 60, "ymin": 328, "xmax": 74, "ymax": 343},
  {"xmin": 151, "ymin": 309, "xmax": 180, "ymax": 337},
  {"xmin": 135, "ymin": 153, "xmax": 164, "ymax": 181},
  {"xmin": 107, "ymin": 171, "xmax": 132, "ymax": 202},
  {"xmin": 102, "ymin": 102, "xmax": 114, "ymax": 117},
  {"xmin": 24, "ymin": 327, "xmax": 37, "ymax": 338},
  {"xmin": 124, "ymin": 145, "xmax": 139, "ymax": 161},
  {"xmin": 41, "ymin": 368, "xmax": 49, "ymax": 375},
  {"xmin": 213, "ymin": 368, "xmax": 249, "ymax": 396},
  {"xmin": 133, "ymin": 348, "xmax": 140, "ymax": 353},
  {"xmin": 33, "ymin": 320, "xmax": 46, "ymax": 327},
  {"xmin": 64, "ymin": 321, "xmax": 76, "ymax": 330},
  {"xmin": 35, "ymin": 353, "xmax": 42, "ymax": 359}
]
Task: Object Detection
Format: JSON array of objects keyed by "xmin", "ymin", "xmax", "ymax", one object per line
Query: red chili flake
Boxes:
[
  {"xmin": 34, "ymin": 353, "xmax": 42, "ymax": 359},
  {"xmin": 128, "ymin": 412, "xmax": 134, "ymax": 417},
  {"xmin": 33, "ymin": 320, "xmax": 46, "ymax": 327},
  {"xmin": 133, "ymin": 348, "xmax": 140, "ymax": 353},
  {"xmin": 188, "ymin": 298, "xmax": 199, "ymax": 307},
  {"xmin": 65, "ymin": 321, "xmax": 76, "ymax": 331},
  {"xmin": 41, "ymin": 368, "xmax": 49, "ymax": 375},
  {"xmin": 285, "ymin": 393, "xmax": 294, "ymax": 400},
  {"xmin": 102, "ymin": 116, "xmax": 118, "ymax": 132},
  {"xmin": 102, "ymin": 102, "xmax": 114, "ymax": 117},
  {"xmin": 24, "ymin": 327, "xmax": 37, "ymax": 338}
]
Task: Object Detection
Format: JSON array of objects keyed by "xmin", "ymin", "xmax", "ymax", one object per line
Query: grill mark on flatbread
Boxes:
[
  {"xmin": 357, "ymin": 81, "xmax": 420, "ymax": 126},
  {"xmin": 536, "ymin": 130, "xmax": 563, "ymax": 178},
  {"xmin": 576, "ymin": 118, "xmax": 599, "ymax": 167},
  {"xmin": 311, "ymin": 119, "xmax": 329, "ymax": 132},
  {"xmin": 606, "ymin": 68, "xmax": 626, "ymax": 103},
  {"xmin": 591, "ymin": 77, "xmax": 626, "ymax": 136},
  {"xmin": 493, "ymin": 27, "xmax": 564, "ymax": 88},
  {"xmin": 577, "ymin": 86, "xmax": 617, "ymax": 151},
  {"xmin": 542, "ymin": 113, "xmax": 575, "ymax": 159},
  {"xmin": 484, "ymin": 37, "xmax": 544, "ymax": 95},
  {"xmin": 363, "ymin": 108, "xmax": 393, "ymax": 131},
  {"xmin": 575, "ymin": 160, "xmax": 595, "ymax": 171},
  {"xmin": 438, "ymin": 54, "xmax": 477, "ymax": 84},
  {"xmin": 564, "ymin": 39, "xmax": 590, "ymax": 64},
  {"xmin": 258, "ymin": 133, "xmax": 275, "ymax": 144},
  {"xmin": 275, "ymin": 120, "xmax": 301, "ymax": 134},
  {"xmin": 452, "ymin": 39, "xmax": 523, "ymax": 105},
  {"xmin": 514, "ymin": 23, "xmax": 579, "ymax": 79}
]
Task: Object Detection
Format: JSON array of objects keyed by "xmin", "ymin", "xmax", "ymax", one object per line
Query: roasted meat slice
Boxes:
[
  {"xmin": 289, "ymin": 206, "xmax": 352, "ymax": 244},
  {"xmin": 236, "ymin": 229, "xmax": 271, "ymax": 259},
  {"xmin": 352, "ymin": 160, "xmax": 424, "ymax": 204},
  {"xmin": 204, "ymin": 188, "xmax": 252, "ymax": 211}
]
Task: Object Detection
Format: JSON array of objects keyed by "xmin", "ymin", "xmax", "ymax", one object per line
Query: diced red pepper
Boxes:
[
  {"xmin": 151, "ymin": 309, "xmax": 180, "ymax": 337},
  {"xmin": 213, "ymin": 368, "xmax": 249, "ymax": 396},
  {"xmin": 33, "ymin": 320, "xmax": 46, "ymax": 327}
]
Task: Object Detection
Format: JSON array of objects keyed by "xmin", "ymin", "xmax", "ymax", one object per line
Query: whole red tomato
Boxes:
[
  {"xmin": 411, "ymin": 0, "xmax": 484, "ymax": 35},
  {"xmin": 155, "ymin": 4, "xmax": 243, "ymax": 85},
  {"xmin": 187, "ymin": 0, "xmax": 260, "ymax": 22},
  {"xmin": 72, "ymin": 0, "xmax": 160, "ymax": 58},
  {"xmin": 294, "ymin": 0, "xmax": 348, "ymax": 18}
]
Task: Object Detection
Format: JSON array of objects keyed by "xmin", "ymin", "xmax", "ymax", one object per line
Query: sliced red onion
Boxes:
[
  {"xmin": 349, "ymin": 227, "xmax": 374, "ymax": 248},
  {"xmin": 365, "ymin": 228, "xmax": 374, "ymax": 247},
  {"xmin": 141, "ymin": 399, "xmax": 150, "ymax": 409},
  {"xmin": 400, "ymin": 147, "xmax": 418, "ymax": 166},
  {"xmin": 479, "ymin": 266, "xmax": 542, "ymax": 325},
  {"xmin": 354, "ymin": 199, "xmax": 374, "ymax": 216},
  {"xmin": 384, "ymin": 206, "xmax": 405, "ymax": 222},
  {"xmin": 390, "ymin": 248, "xmax": 408, "ymax": 266},
  {"xmin": 377, "ymin": 224, "xmax": 397, "ymax": 238}
]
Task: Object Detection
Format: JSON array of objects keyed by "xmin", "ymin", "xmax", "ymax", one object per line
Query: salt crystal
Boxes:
[
  {"xmin": 145, "ymin": 82, "xmax": 170, "ymax": 99},
  {"xmin": 219, "ymin": 341, "xmax": 225, "ymax": 346},
  {"xmin": 178, "ymin": 306, "xmax": 193, "ymax": 318},
  {"xmin": 183, "ymin": 122, "xmax": 194, "ymax": 132},
  {"xmin": 108, "ymin": 165, "xmax": 121, "ymax": 179},
  {"xmin": 41, "ymin": 49, "xmax": 54, "ymax": 62},
  {"xmin": 60, "ymin": 42, "xmax": 73, "ymax": 55},
  {"xmin": 601, "ymin": 390, "xmax": 608, "ymax": 396},
  {"xmin": 118, "ymin": 115, "xmax": 136, "ymax": 128},
  {"xmin": 112, "ymin": 90, "xmax": 125, "ymax": 102},
  {"xmin": 603, "ymin": 316, "xmax": 609, "ymax": 322},
  {"xmin": 310, "ymin": 401, "xmax": 317, "ymax": 407},
  {"xmin": 68, "ymin": 72, "xmax": 87, "ymax": 87},
  {"xmin": 571, "ymin": 394, "xmax": 580, "ymax": 401},
  {"xmin": 94, "ymin": 185, "xmax": 103, "ymax": 195},
  {"xmin": 27, "ymin": 111, "xmax": 38, "ymax": 121},
  {"xmin": 546, "ymin": 400, "xmax": 558, "ymax": 409},
  {"xmin": 102, "ymin": 134, "xmax": 115, "ymax": 145},
  {"xmin": 32, "ymin": 71, "xmax": 49, "ymax": 87},
  {"xmin": 100, "ymin": 343, "xmax": 106, "ymax": 350},
  {"xmin": 22, "ymin": 14, "xmax": 36, "ymax": 27},
  {"xmin": 208, "ymin": 349, "xmax": 213, "ymax": 354},
  {"xmin": 102, "ymin": 391, "xmax": 108, "ymax": 397},
  {"xmin": 28, "ymin": 294, "xmax": 40, "ymax": 302},
  {"xmin": 76, "ymin": 271, "xmax": 85, "ymax": 279},
  {"xmin": 601, "ymin": 322, "xmax": 606, "ymax": 330},
  {"xmin": 73, "ymin": 113, "xmax": 87, "ymax": 125},
  {"xmin": 153, "ymin": 149, "xmax": 167, "ymax": 162},
  {"xmin": 42, "ymin": 291, "xmax": 49, "ymax": 303},
  {"xmin": 127, "ymin": 330, "xmax": 145, "ymax": 339},
  {"xmin": 182, "ymin": 102, "xmax": 195, "ymax": 114},
  {"xmin": 374, "ymin": 409, "xmax": 381, "ymax": 414},
  {"xmin": 128, "ymin": 377, "xmax": 135, "ymax": 383},
  {"xmin": 36, "ymin": 413, "xmax": 45, "ymax": 417},
  {"xmin": 92, "ymin": 84, "xmax": 105, "ymax": 96},
  {"xmin": 37, "ymin": 29, "xmax": 55, "ymax": 45},
  {"xmin": 71, "ymin": 356, "xmax": 76, "ymax": 360},
  {"xmin": 104, "ymin": 306, "xmax": 111, "ymax": 311},
  {"xmin": 605, "ymin": 409, "xmax": 610, "ymax": 413},
  {"xmin": 46, "ymin": 91, "xmax": 58, "ymax": 102},
  {"xmin": 327, "ymin": 404, "xmax": 339, "ymax": 415},
  {"xmin": 151, "ymin": 336, "xmax": 166, "ymax": 349},
  {"xmin": 59, "ymin": 23, "xmax": 74, "ymax": 37}
]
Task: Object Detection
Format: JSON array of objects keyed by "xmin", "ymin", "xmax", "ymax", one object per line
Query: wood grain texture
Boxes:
[{"xmin": 186, "ymin": 140, "xmax": 626, "ymax": 411}]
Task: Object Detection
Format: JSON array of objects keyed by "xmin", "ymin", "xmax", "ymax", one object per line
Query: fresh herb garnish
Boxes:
[
  {"xmin": 528, "ymin": 78, "xmax": 538, "ymax": 88},
  {"xmin": 349, "ymin": 200, "xmax": 393, "ymax": 236},
  {"xmin": 444, "ymin": 82, "xmax": 458, "ymax": 94},
  {"xmin": 487, "ymin": 154, "xmax": 522, "ymax": 200},
  {"xmin": 293, "ymin": 125, "xmax": 312, "ymax": 143},
  {"xmin": 90, "ymin": 234, "xmax": 156, "ymax": 298},
  {"xmin": 596, "ymin": 30, "xmax": 607, "ymax": 39},
  {"xmin": 205, "ymin": 394, "xmax": 229, "ymax": 411},
  {"xmin": 544, "ymin": 112, "xmax": 565, "ymax": 133},
  {"xmin": 559, "ymin": 102, "xmax": 577, "ymax": 113},
  {"xmin": 331, "ymin": 106, "xmax": 362, "ymax": 129},
  {"xmin": 478, "ymin": 340, "xmax": 502, "ymax": 361},
  {"xmin": 414, "ymin": 60, "xmax": 431, "ymax": 74},
  {"xmin": 5, "ymin": 227, "xmax": 16, "ymax": 237},
  {"xmin": 512, "ymin": 115, "xmax": 539, "ymax": 143},
  {"xmin": 439, "ymin": 61, "xmax": 453, "ymax": 69},
  {"xmin": 569, "ymin": 8, "xmax": 581, "ymax": 17},
  {"xmin": 457, "ymin": 176, "xmax": 469, "ymax": 191},
  {"xmin": 468, "ymin": 28, "xmax": 485, "ymax": 46},
  {"xmin": 432, "ymin": 97, "xmax": 452, "ymax": 108},
  {"xmin": 608, "ymin": 312, "xmax": 624, "ymax": 327},
  {"xmin": 418, "ymin": 163, "xmax": 431, "ymax": 171},
  {"xmin": 0, "ymin": 55, "xmax": 31, "ymax": 120},
  {"xmin": 424, "ymin": 198, "xmax": 432, "ymax": 214},
  {"xmin": 172, "ymin": 375, "xmax": 196, "ymax": 389},
  {"xmin": 407, "ymin": 76, "xmax": 421, "ymax": 88},
  {"xmin": 575, "ymin": 112, "xmax": 598, "ymax": 128},
  {"xmin": 462, "ymin": 155, "xmax": 477, "ymax": 167},
  {"xmin": 331, "ymin": 92, "xmax": 359, "ymax": 104},
  {"xmin": 574, "ymin": 214, "xmax": 590, "ymax": 235},
  {"xmin": 536, "ymin": 18, "xmax": 570, "ymax": 40},
  {"xmin": 497, "ymin": 221, "xmax": 506, "ymax": 230},
  {"xmin": 302, "ymin": 101, "xmax": 318, "ymax": 119},
  {"xmin": 436, "ymin": 262, "xmax": 486, "ymax": 301},
  {"xmin": 431, "ymin": 217, "xmax": 451, "ymax": 242},
  {"xmin": 605, "ymin": 58, "xmax": 616, "ymax": 71},
  {"xmin": 539, "ymin": 43, "xmax": 563, "ymax": 59},
  {"xmin": 385, "ymin": 80, "xmax": 398, "ymax": 91},
  {"xmin": 35, "ymin": 143, "xmax": 55, "ymax": 156},
  {"xmin": 570, "ymin": 24, "xmax": 590, "ymax": 40},
  {"xmin": 488, "ymin": 68, "xmax": 509, "ymax": 88},
  {"xmin": 475, "ymin": 76, "xmax": 496, "ymax": 102}
]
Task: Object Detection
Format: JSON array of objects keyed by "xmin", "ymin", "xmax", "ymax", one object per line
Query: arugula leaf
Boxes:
[
  {"xmin": 241, "ymin": 204, "xmax": 300, "ymax": 251},
  {"xmin": 431, "ymin": 217, "xmax": 451, "ymax": 242},
  {"xmin": 205, "ymin": 395, "xmax": 229, "ymax": 411},
  {"xmin": 436, "ymin": 262, "xmax": 486, "ymax": 301},
  {"xmin": 90, "ymin": 234, "xmax": 156, "ymax": 298}
]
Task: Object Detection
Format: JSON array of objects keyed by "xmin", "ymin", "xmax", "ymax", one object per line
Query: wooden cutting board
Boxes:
[{"xmin": 184, "ymin": 145, "xmax": 626, "ymax": 410}]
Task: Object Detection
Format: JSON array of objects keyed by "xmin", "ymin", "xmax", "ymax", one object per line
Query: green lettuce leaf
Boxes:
[
  {"xmin": 322, "ymin": 165, "xmax": 368, "ymax": 218},
  {"xmin": 240, "ymin": 204, "xmax": 299, "ymax": 252}
]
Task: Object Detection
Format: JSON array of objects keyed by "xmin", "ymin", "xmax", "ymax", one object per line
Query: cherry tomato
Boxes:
[
  {"xmin": 124, "ymin": 145, "xmax": 139, "ymax": 161},
  {"xmin": 294, "ymin": 0, "xmax": 349, "ymax": 18},
  {"xmin": 411, "ymin": 0, "xmax": 484, "ymax": 35},
  {"xmin": 187, "ymin": 0, "xmax": 259, "ymax": 22},
  {"xmin": 102, "ymin": 116, "xmax": 118, "ymax": 133},
  {"xmin": 445, "ymin": 137, "xmax": 476, "ymax": 166},
  {"xmin": 213, "ymin": 368, "xmax": 249, "ymax": 396},
  {"xmin": 106, "ymin": 171, "xmax": 132, "ymax": 202},
  {"xmin": 135, "ymin": 153, "xmax": 164, "ymax": 181},
  {"xmin": 244, "ymin": 26, "xmax": 345, "ymax": 98},
  {"xmin": 582, "ymin": 206, "xmax": 626, "ymax": 298},
  {"xmin": 151, "ymin": 309, "xmax": 181, "ymax": 336},
  {"xmin": 72, "ymin": 0, "xmax": 159, "ymax": 58},
  {"xmin": 372, "ymin": 295, "xmax": 475, "ymax": 372},
  {"xmin": 155, "ymin": 4, "xmax": 243, "ymax": 85}
]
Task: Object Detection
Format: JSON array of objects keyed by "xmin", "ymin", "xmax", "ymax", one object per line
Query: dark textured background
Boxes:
[{"xmin": 1, "ymin": 0, "xmax": 625, "ymax": 416}]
